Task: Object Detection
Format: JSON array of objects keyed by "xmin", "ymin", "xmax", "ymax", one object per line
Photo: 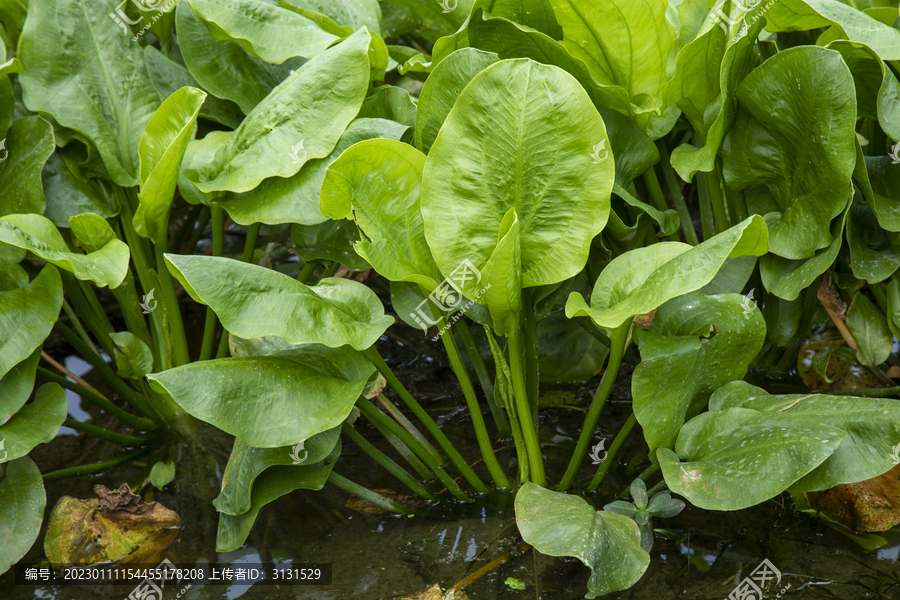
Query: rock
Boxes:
[
  {"xmin": 44, "ymin": 484, "xmax": 182, "ymax": 567},
  {"xmin": 810, "ymin": 463, "xmax": 900, "ymax": 532}
]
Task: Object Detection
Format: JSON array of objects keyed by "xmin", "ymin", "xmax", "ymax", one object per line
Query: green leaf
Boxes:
[
  {"xmin": 862, "ymin": 155, "xmax": 900, "ymax": 233},
  {"xmin": 0, "ymin": 350, "xmax": 39, "ymax": 426},
  {"xmin": 282, "ymin": 0, "xmax": 385, "ymax": 37},
  {"xmin": 566, "ymin": 216, "xmax": 768, "ymax": 330},
  {"xmin": 0, "ymin": 383, "xmax": 67, "ymax": 463},
  {"xmin": 144, "ymin": 46, "xmax": 243, "ymax": 129},
  {"xmin": 847, "ymin": 291, "xmax": 892, "ymax": 366},
  {"xmin": 766, "ymin": 0, "xmax": 900, "ymax": 60},
  {"xmin": 134, "ymin": 86, "xmax": 206, "ymax": 244},
  {"xmin": 175, "ymin": 0, "xmax": 301, "ymax": 114},
  {"xmin": 221, "ymin": 118, "xmax": 409, "ymax": 226},
  {"xmin": 847, "ymin": 203, "xmax": 900, "ymax": 284},
  {"xmin": 827, "ymin": 40, "xmax": 900, "ymax": 141},
  {"xmin": 415, "ymin": 48, "xmax": 499, "ymax": 154},
  {"xmin": 109, "ymin": 331, "xmax": 154, "ymax": 379},
  {"xmin": 216, "ymin": 439, "xmax": 340, "ymax": 552},
  {"xmin": 481, "ymin": 209, "xmax": 521, "ymax": 337},
  {"xmin": 149, "ymin": 461, "xmax": 176, "ymax": 490},
  {"xmin": 421, "ymin": 59, "xmax": 614, "ymax": 289},
  {"xmin": 148, "ymin": 347, "xmax": 373, "ymax": 448},
  {"xmin": 357, "ymin": 86, "xmax": 417, "ymax": 128},
  {"xmin": 213, "ymin": 426, "xmax": 340, "ymax": 515},
  {"xmin": 632, "ymin": 293, "xmax": 766, "ymax": 462},
  {"xmin": 191, "ymin": 30, "xmax": 372, "ymax": 194},
  {"xmin": 18, "ymin": 0, "xmax": 161, "ymax": 187},
  {"xmin": 0, "ymin": 457, "xmax": 45, "ymax": 575},
  {"xmin": 0, "ymin": 214, "xmax": 129, "ymax": 289},
  {"xmin": 0, "ymin": 266, "xmax": 62, "ymax": 380},
  {"xmin": 658, "ymin": 408, "xmax": 846, "ymax": 510},
  {"xmin": 290, "ymin": 221, "xmax": 371, "ymax": 272},
  {"xmin": 710, "ymin": 381, "xmax": 900, "ymax": 493},
  {"xmin": 722, "ymin": 46, "xmax": 856, "ymax": 260},
  {"xmin": 0, "ymin": 116, "xmax": 54, "ymax": 217},
  {"xmin": 536, "ymin": 314, "xmax": 609, "ymax": 386},
  {"xmin": 42, "ymin": 154, "xmax": 117, "ymax": 229},
  {"xmin": 164, "ymin": 254, "xmax": 393, "ymax": 350},
  {"xmin": 320, "ymin": 138, "xmax": 441, "ymax": 288},
  {"xmin": 760, "ymin": 209, "xmax": 848, "ymax": 301},
  {"xmin": 515, "ymin": 483, "xmax": 650, "ymax": 598},
  {"xmin": 185, "ymin": 0, "xmax": 339, "ymax": 64}
]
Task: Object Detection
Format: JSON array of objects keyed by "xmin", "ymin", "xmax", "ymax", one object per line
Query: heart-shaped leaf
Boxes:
[
  {"xmin": 0, "ymin": 116, "xmax": 54, "ymax": 217},
  {"xmin": 147, "ymin": 347, "xmax": 374, "ymax": 447},
  {"xmin": 0, "ymin": 457, "xmax": 45, "ymax": 575},
  {"xmin": 0, "ymin": 266, "xmax": 61, "ymax": 380},
  {"xmin": 164, "ymin": 254, "xmax": 393, "ymax": 351},
  {"xmin": 0, "ymin": 383, "xmax": 67, "ymax": 464},
  {"xmin": 515, "ymin": 482, "xmax": 650, "ymax": 598}
]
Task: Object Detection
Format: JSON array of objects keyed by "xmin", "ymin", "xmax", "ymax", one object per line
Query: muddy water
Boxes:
[{"xmin": 3, "ymin": 329, "xmax": 899, "ymax": 600}]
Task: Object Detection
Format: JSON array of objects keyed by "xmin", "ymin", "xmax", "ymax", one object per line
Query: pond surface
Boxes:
[{"xmin": 3, "ymin": 321, "xmax": 899, "ymax": 600}]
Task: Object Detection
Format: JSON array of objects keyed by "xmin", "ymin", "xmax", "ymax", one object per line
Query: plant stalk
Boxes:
[
  {"xmin": 327, "ymin": 471, "xmax": 416, "ymax": 515},
  {"xmin": 42, "ymin": 448, "xmax": 150, "ymax": 483},
  {"xmin": 508, "ymin": 329, "xmax": 545, "ymax": 487},
  {"xmin": 455, "ymin": 319, "xmax": 511, "ymax": 437},
  {"xmin": 587, "ymin": 412, "xmax": 638, "ymax": 492},
  {"xmin": 63, "ymin": 417, "xmax": 155, "ymax": 446}
]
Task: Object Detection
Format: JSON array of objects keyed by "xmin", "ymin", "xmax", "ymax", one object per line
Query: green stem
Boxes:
[
  {"xmin": 53, "ymin": 322, "xmax": 157, "ymax": 421},
  {"xmin": 364, "ymin": 347, "xmax": 490, "ymax": 494},
  {"xmin": 706, "ymin": 167, "xmax": 730, "ymax": 233},
  {"xmin": 658, "ymin": 140, "xmax": 698, "ymax": 245},
  {"xmin": 152, "ymin": 242, "xmax": 191, "ymax": 367},
  {"xmin": 296, "ymin": 261, "xmax": 317, "ymax": 283},
  {"xmin": 241, "ymin": 222, "xmax": 262, "ymax": 263},
  {"xmin": 455, "ymin": 319, "xmax": 510, "ymax": 438},
  {"xmin": 64, "ymin": 417, "xmax": 155, "ymax": 446},
  {"xmin": 370, "ymin": 418, "xmax": 435, "ymax": 481},
  {"xmin": 319, "ymin": 260, "xmax": 340, "ymax": 280},
  {"xmin": 185, "ymin": 205, "xmax": 211, "ymax": 256},
  {"xmin": 438, "ymin": 323, "xmax": 512, "ymax": 490},
  {"xmin": 37, "ymin": 367, "xmax": 158, "ymax": 431},
  {"xmin": 61, "ymin": 298, "xmax": 98, "ymax": 356},
  {"xmin": 42, "ymin": 448, "xmax": 150, "ymax": 483},
  {"xmin": 618, "ymin": 462, "xmax": 661, "ymax": 498},
  {"xmin": 376, "ymin": 394, "xmax": 445, "ymax": 465},
  {"xmin": 172, "ymin": 203, "xmax": 204, "ymax": 254},
  {"xmin": 60, "ymin": 272, "xmax": 114, "ymax": 359},
  {"xmin": 357, "ymin": 397, "xmax": 469, "ymax": 500},
  {"xmin": 587, "ymin": 413, "xmax": 638, "ymax": 492},
  {"xmin": 696, "ymin": 171, "xmax": 715, "ymax": 241},
  {"xmin": 342, "ymin": 422, "xmax": 438, "ymax": 501},
  {"xmin": 557, "ymin": 321, "xmax": 630, "ymax": 492},
  {"xmin": 327, "ymin": 471, "xmax": 416, "ymax": 515},
  {"xmin": 508, "ymin": 329, "xmax": 545, "ymax": 487},
  {"xmin": 521, "ymin": 289, "xmax": 539, "ymax": 429},
  {"xmin": 642, "ymin": 168, "xmax": 680, "ymax": 242},
  {"xmin": 646, "ymin": 479, "xmax": 669, "ymax": 498}
]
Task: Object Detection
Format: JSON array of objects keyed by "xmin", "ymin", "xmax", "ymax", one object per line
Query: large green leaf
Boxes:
[
  {"xmin": 0, "ymin": 214, "xmax": 129, "ymax": 289},
  {"xmin": 0, "ymin": 116, "xmax": 54, "ymax": 217},
  {"xmin": 320, "ymin": 138, "xmax": 441, "ymax": 289},
  {"xmin": 632, "ymin": 293, "xmax": 766, "ymax": 462},
  {"xmin": 0, "ymin": 266, "xmax": 61, "ymax": 380},
  {"xmin": 190, "ymin": 30, "xmax": 372, "ymax": 194},
  {"xmin": 722, "ymin": 46, "xmax": 856, "ymax": 260},
  {"xmin": 710, "ymin": 381, "xmax": 900, "ymax": 493},
  {"xmin": 0, "ymin": 457, "xmax": 45, "ymax": 575},
  {"xmin": 0, "ymin": 350, "xmax": 39, "ymax": 426},
  {"xmin": 415, "ymin": 47, "xmax": 499, "ymax": 154},
  {"xmin": 481, "ymin": 209, "xmax": 521, "ymax": 337},
  {"xmin": 216, "ymin": 439, "xmax": 340, "ymax": 552},
  {"xmin": 134, "ymin": 87, "xmax": 206, "ymax": 244},
  {"xmin": 18, "ymin": 0, "xmax": 161, "ymax": 187},
  {"xmin": 0, "ymin": 383, "xmax": 66, "ymax": 463},
  {"xmin": 846, "ymin": 202, "xmax": 900, "ymax": 284},
  {"xmin": 515, "ymin": 483, "xmax": 650, "ymax": 598},
  {"xmin": 185, "ymin": 0, "xmax": 339, "ymax": 64},
  {"xmin": 658, "ymin": 408, "xmax": 846, "ymax": 510},
  {"xmin": 766, "ymin": 0, "xmax": 900, "ymax": 60},
  {"xmin": 144, "ymin": 46, "xmax": 243, "ymax": 129},
  {"xmin": 213, "ymin": 426, "xmax": 340, "ymax": 516},
  {"xmin": 566, "ymin": 216, "xmax": 768, "ymax": 330},
  {"xmin": 421, "ymin": 59, "xmax": 614, "ymax": 290},
  {"xmin": 221, "ymin": 118, "xmax": 409, "ymax": 226},
  {"xmin": 827, "ymin": 40, "xmax": 900, "ymax": 141},
  {"xmin": 536, "ymin": 314, "xmax": 608, "ymax": 385},
  {"xmin": 164, "ymin": 254, "xmax": 393, "ymax": 350},
  {"xmin": 290, "ymin": 0, "xmax": 385, "ymax": 36},
  {"xmin": 148, "ymin": 347, "xmax": 373, "ymax": 448},
  {"xmin": 176, "ymin": 0, "xmax": 302, "ymax": 114},
  {"xmin": 862, "ymin": 155, "xmax": 900, "ymax": 233},
  {"xmin": 290, "ymin": 221, "xmax": 371, "ymax": 272}
]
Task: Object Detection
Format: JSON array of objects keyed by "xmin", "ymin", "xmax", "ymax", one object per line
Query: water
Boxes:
[{"xmin": 3, "ymin": 331, "xmax": 899, "ymax": 599}]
